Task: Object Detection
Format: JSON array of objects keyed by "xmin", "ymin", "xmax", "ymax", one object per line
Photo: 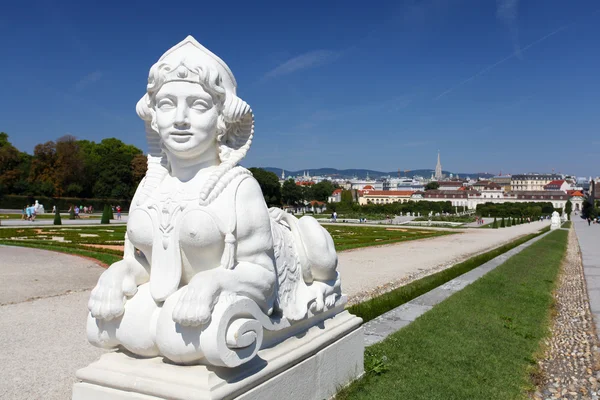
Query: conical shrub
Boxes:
[
  {"xmin": 101, "ymin": 204, "xmax": 111, "ymax": 224},
  {"xmin": 501, "ymin": 217, "xmax": 505, "ymax": 228},
  {"xmin": 53, "ymin": 207, "xmax": 62, "ymax": 225},
  {"xmin": 493, "ymin": 217, "xmax": 498, "ymax": 229},
  {"xmin": 507, "ymin": 217, "xmax": 511, "ymax": 227}
]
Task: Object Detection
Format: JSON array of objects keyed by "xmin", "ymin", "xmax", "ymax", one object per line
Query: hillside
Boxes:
[{"xmin": 259, "ymin": 167, "xmax": 493, "ymax": 180}]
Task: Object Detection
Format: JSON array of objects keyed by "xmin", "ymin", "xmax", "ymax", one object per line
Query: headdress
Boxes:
[{"xmin": 135, "ymin": 36, "xmax": 254, "ymax": 205}]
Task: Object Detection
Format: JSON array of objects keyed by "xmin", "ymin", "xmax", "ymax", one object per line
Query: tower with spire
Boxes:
[{"xmin": 435, "ymin": 150, "xmax": 443, "ymax": 180}]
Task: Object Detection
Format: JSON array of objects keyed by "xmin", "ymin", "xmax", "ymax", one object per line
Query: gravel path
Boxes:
[
  {"xmin": 533, "ymin": 227, "xmax": 600, "ymax": 400},
  {"xmin": 0, "ymin": 246, "xmax": 105, "ymax": 400},
  {"xmin": 339, "ymin": 220, "xmax": 550, "ymax": 304}
]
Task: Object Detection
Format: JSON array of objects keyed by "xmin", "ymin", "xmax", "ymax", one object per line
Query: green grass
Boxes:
[
  {"xmin": 324, "ymin": 225, "xmax": 454, "ymax": 251},
  {"xmin": 349, "ymin": 225, "xmax": 551, "ymax": 323},
  {"xmin": 337, "ymin": 229, "xmax": 568, "ymax": 400},
  {"xmin": 0, "ymin": 226, "xmax": 127, "ymax": 266},
  {"xmin": 562, "ymin": 221, "xmax": 572, "ymax": 228},
  {"xmin": 0, "ymin": 224, "xmax": 451, "ymax": 265}
]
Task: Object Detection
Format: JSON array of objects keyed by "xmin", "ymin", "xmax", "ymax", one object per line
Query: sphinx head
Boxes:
[{"xmin": 136, "ymin": 36, "xmax": 253, "ymax": 167}]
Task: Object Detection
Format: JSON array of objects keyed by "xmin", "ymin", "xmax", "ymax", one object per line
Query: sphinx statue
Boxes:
[{"xmin": 78, "ymin": 39, "xmax": 362, "ymax": 397}]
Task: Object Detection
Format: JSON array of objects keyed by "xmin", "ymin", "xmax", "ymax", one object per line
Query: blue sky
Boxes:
[{"xmin": 1, "ymin": 0, "xmax": 598, "ymax": 176}]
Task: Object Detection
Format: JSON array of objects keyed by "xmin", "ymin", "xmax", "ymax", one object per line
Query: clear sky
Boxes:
[{"xmin": 1, "ymin": 0, "xmax": 598, "ymax": 176}]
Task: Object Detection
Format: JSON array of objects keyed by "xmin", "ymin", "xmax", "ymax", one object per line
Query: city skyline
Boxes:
[{"xmin": 0, "ymin": 0, "xmax": 599, "ymax": 175}]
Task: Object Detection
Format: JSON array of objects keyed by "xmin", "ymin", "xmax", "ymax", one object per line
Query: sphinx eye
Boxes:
[
  {"xmin": 157, "ymin": 98, "xmax": 175, "ymax": 109},
  {"xmin": 191, "ymin": 99, "xmax": 210, "ymax": 111}
]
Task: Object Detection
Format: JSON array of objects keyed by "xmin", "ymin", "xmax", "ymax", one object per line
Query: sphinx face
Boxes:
[{"xmin": 154, "ymin": 81, "xmax": 219, "ymax": 160}]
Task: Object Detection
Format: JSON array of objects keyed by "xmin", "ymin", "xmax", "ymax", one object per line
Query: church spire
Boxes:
[{"xmin": 435, "ymin": 150, "xmax": 443, "ymax": 180}]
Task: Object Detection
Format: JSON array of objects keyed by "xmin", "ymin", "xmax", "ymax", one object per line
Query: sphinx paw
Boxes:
[{"xmin": 172, "ymin": 281, "xmax": 219, "ymax": 327}]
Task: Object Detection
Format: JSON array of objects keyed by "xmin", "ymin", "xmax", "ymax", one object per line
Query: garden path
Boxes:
[{"xmin": 339, "ymin": 219, "xmax": 550, "ymax": 303}]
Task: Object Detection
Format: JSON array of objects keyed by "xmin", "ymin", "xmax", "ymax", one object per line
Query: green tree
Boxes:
[
  {"xmin": 506, "ymin": 217, "xmax": 511, "ymax": 227},
  {"xmin": 54, "ymin": 135, "xmax": 84, "ymax": 197},
  {"xmin": 425, "ymin": 182, "xmax": 440, "ymax": 191},
  {"xmin": 281, "ymin": 179, "xmax": 303, "ymax": 205},
  {"xmin": 80, "ymin": 138, "xmax": 143, "ymax": 199},
  {"xmin": 492, "ymin": 217, "xmax": 498, "ymax": 229},
  {"xmin": 130, "ymin": 154, "xmax": 148, "ymax": 196},
  {"xmin": 101, "ymin": 204, "xmax": 111, "ymax": 224},
  {"xmin": 311, "ymin": 180, "xmax": 335, "ymax": 202},
  {"xmin": 0, "ymin": 133, "xmax": 31, "ymax": 194},
  {"xmin": 29, "ymin": 141, "xmax": 57, "ymax": 196},
  {"xmin": 565, "ymin": 199, "xmax": 572, "ymax": 221},
  {"xmin": 501, "ymin": 217, "xmax": 505, "ymax": 228},
  {"xmin": 340, "ymin": 190, "xmax": 354, "ymax": 208},
  {"xmin": 248, "ymin": 168, "xmax": 282, "ymax": 207}
]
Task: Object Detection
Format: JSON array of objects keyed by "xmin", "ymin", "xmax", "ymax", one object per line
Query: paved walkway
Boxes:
[
  {"xmin": 339, "ymin": 220, "xmax": 550, "ymax": 302},
  {"xmin": 573, "ymin": 216, "xmax": 600, "ymax": 340},
  {"xmin": 0, "ymin": 246, "xmax": 105, "ymax": 400}
]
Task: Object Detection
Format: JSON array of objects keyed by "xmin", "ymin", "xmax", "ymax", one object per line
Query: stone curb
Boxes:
[{"xmin": 362, "ymin": 230, "xmax": 551, "ymax": 346}]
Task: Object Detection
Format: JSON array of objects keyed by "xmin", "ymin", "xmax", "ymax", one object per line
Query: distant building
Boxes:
[
  {"xmin": 434, "ymin": 151, "xmax": 443, "ymax": 180},
  {"xmin": 328, "ymin": 189, "xmax": 342, "ymax": 203},
  {"xmin": 358, "ymin": 190, "xmax": 415, "ymax": 205},
  {"xmin": 349, "ymin": 179, "xmax": 382, "ymax": 191},
  {"xmin": 543, "ymin": 180, "xmax": 571, "ymax": 193},
  {"xmin": 490, "ymin": 175, "xmax": 511, "ymax": 192},
  {"xmin": 436, "ymin": 181, "xmax": 465, "ymax": 191},
  {"xmin": 510, "ymin": 174, "xmax": 561, "ymax": 191}
]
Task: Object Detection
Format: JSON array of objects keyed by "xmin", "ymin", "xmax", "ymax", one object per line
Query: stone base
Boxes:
[{"xmin": 73, "ymin": 311, "xmax": 363, "ymax": 400}]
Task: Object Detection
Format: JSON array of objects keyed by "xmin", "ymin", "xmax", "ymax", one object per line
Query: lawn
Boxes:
[
  {"xmin": 326, "ymin": 225, "xmax": 453, "ymax": 251},
  {"xmin": 0, "ymin": 226, "xmax": 126, "ymax": 266},
  {"xmin": 0, "ymin": 224, "xmax": 453, "ymax": 265},
  {"xmin": 337, "ymin": 229, "xmax": 568, "ymax": 400},
  {"xmin": 348, "ymin": 225, "xmax": 550, "ymax": 323}
]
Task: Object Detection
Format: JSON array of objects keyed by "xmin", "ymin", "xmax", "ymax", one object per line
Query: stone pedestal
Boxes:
[{"xmin": 73, "ymin": 311, "xmax": 363, "ymax": 400}]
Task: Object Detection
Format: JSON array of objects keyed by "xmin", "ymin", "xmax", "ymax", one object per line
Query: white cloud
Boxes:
[
  {"xmin": 497, "ymin": 0, "xmax": 521, "ymax": 58},
  {"xmin": 263, "ymin": 50, "xmax": 341, "ymax": 79},
  {"xmin": 74, "ymin": 71, "xmax": 103, "ymax": 91}
]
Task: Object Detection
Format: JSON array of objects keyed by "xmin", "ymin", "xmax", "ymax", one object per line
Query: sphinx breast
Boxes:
[
  {"xmin": 179, "ymin": 210, "xmax": 224, "ymax": 266},
  {"xmin": 127, "ymin": 209, "xmax": 154, "ymax": 256}
]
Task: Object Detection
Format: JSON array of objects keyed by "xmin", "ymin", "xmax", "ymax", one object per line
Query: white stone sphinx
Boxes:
[
  {"xmin": 561, "ymin": 213, "xmax": 568, "ymax": 223},
  {"xmin": 73, "ymin": 36, "xmax": 363, "ymax": 400},
  {"xmin": 550, "ymin": 211, "xmax": 561, "ymax": 230}
]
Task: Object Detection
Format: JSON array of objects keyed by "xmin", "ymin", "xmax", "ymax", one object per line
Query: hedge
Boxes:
[{"xmin": 0, "ymin": 195, "xmax": 131, "ymax": 212}]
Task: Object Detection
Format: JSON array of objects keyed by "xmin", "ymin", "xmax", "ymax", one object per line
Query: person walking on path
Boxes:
[{"xmin": 116, "ymin": 205, "xmax": 122, "ymax": 220}]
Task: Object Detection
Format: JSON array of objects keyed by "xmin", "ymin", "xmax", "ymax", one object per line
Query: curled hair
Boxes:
[{"xmin": 136, "ymin": 61, "xmax": 254, "ymax": 205}]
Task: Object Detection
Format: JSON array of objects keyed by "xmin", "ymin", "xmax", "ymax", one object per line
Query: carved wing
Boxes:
[{"xmin": 269, "ymin": 208, "xmax": 309, "ymax": 321}]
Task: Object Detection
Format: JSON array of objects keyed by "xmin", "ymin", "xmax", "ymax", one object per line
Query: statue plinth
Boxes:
[{"xmin": 73, "ymin": 308, "xmax": 363, "ymax": 400}]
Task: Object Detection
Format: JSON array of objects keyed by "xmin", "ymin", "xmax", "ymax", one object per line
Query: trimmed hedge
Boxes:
[{"xmin": 0, "ymin": 195, "xmax": 130, "ymax": 212}]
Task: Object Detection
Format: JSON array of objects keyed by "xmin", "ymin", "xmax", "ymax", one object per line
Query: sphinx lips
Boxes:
[{"xmin": 170, "ymin": 132, "xmax": 193, "ymax": 142}]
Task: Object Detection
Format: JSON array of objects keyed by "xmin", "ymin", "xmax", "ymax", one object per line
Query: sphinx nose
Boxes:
[{"xmin": 173, "ymin": 105, "xmax": 190, "ymax": 128}]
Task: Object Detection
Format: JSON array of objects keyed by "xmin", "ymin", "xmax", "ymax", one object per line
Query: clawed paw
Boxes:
[{"xmin": 172, "ymin": 281, "xmax": 220, "ymax": 327}]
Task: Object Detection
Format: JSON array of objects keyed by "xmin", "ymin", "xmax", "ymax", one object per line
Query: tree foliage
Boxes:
[
  {"xmin": 248, "ymin": 168, "xmax": 281, "ymax": 207},
  {"xmin": 565, "ymin": 199, "xmax": 572, "ymax": 220},
  {"xmin": 425, "ymin": 182, "xmax": 440, "ymax": 191},
  {"xmin": 281, "ymin": 179, "xmax": 303, "ymax": 205},
  {"xmin": 0, "ymin": 133, "xmax": 145, "ymax": 200},
  {"xmin": 476, "ymin": 202, "xmax": 557, "ymax": 218}
]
